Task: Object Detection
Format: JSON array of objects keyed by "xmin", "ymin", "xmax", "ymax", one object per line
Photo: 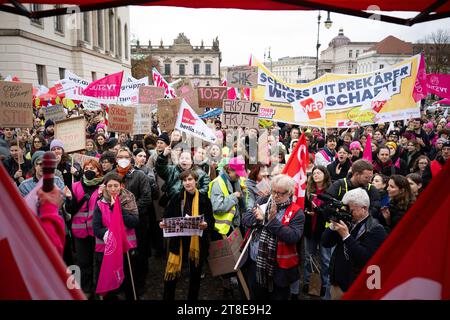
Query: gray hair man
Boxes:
[{"xmin": 322, "ymin": 188, "xmax": 387, "ymax": 300}]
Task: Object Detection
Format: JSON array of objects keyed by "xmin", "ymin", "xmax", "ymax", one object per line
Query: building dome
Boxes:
[{"xmin": 329, "ymin": 28, "xmax": 350, "ymax": 47}]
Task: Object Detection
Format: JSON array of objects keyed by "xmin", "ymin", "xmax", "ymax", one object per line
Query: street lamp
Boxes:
[
  {"xmin": 264, "ymin": 47, "xmax": 272, "ymax": 72},
  {"xmin": 315, "ymin": 11, "xmax": 333, "ymax": 79}
]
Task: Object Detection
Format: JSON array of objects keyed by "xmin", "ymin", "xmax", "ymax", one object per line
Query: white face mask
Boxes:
[{"xmin": 117, "ymin": 158, "xmax": 130, "ymax": 169}]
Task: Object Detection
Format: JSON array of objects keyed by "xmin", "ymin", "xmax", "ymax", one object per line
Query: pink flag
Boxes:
[
  {"xmin": 426, "ymin": 74, "xmax": 450, "ymax": 99},
  {"xmin": 96, "ymin": 198, "xmax": 131, "ymax": 295},
  {"xmin": 363, "ymin": 134, "xmax": 372, "ymax": 162},
  {"xmin": 412, "ymin": 54, "xmax": 428, "ymax": 102},
  {"xmin": 221, "ymin": 80, "xmax": 238, "ymax": 100},
  {"xmin": 83, "ymin": 71, "xmax": 123, "ymax": 104}
]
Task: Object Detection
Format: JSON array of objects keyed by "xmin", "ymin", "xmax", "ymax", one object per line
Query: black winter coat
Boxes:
[
  {"xmin": 327, "ymin": 158, "xmax": 352, "ymax": 182},
  {"xmin": 112, "ymin": 168, "xmax": 152, "ymax": 218},
  {"xmin": 322, "ymin": 215, "xmax": 386, "ymax": 291},
  {"xmin": 164, "ymin": 190, "xmax": 215, "ymax": 263}
]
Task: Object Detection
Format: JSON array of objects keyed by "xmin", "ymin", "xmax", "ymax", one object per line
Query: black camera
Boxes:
[{"xmin": 317, "ymin": 193, "xmax": 353, "ymax": 226}]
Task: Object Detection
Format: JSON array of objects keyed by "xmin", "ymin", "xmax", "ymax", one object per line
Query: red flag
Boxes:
[
  {"xmin": 83, "ymin": 71, "xmax": 123, "ymax": 103},
  {"xmin": 343, "ymin": 161, "xmax": 450, "ymax": 300},
  {"xmin": 282, "ymin": 133, "xmax": 308, "ymax": 209},
  {"xmin": 412, "ymin": 53, "xmax": 428, "ymax": 102},
  {"xmin": 363, "ymin": 133, "xmax": 372, "ymax": 162},
  {"xmin": 221, "ymin": 79, "xmax": 238, "ymax": 100},
  {"xmin": 0, "ymin": 164, "xmax": 85, "ymax": 300},
  {"xmin": 96, "ymin": 197, "xmax": 131, "ymax": 295}
]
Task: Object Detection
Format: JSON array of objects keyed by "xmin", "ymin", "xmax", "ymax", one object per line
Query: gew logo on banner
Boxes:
[{"xmin": 300, "ymin": 97, "xmax": 325, "ymax": 120}]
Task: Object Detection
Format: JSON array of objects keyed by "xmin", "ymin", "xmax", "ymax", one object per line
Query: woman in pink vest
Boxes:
[
  {"xmin": 64, "ymin": 159, "xmax": 104, "ymax": 298},
  {"xmin": 93, "ymin": 172, "xmax": 139, "ymax": 300}
]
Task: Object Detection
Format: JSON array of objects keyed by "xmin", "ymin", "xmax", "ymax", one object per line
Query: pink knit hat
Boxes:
[
  {"xmin": 349, "ymin": 141, "xmax": 362, "ymax": 151},
  {"xmin": 96, "ymin": 123, "xmax": 106, "ymax": 132},
  {"xmin": 424, "ymin": 122, "xmax": 434, "ymax": 129}
]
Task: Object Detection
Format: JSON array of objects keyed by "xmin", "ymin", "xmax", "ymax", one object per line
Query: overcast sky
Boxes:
[{"xmin": 130, "ymin": 6, "xmax": 450, "ymax": 66}]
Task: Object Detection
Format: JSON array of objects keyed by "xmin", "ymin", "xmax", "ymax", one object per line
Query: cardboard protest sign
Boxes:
[
  {"xmin": 0, "ymin": 81, "xmax": 33, "ymax": 128},
  {"xmin": 172, "ymin": 78, "xmax": 201, "ymax": 114},
  {"xmin": 138, "ymin": 86, "xmax": 165, "ymax": 105},
  {"xmin": 157, "ymin": 98, "xmax": 181, "ymax": 132},
  {"xmin": 208, "ymin": 228, "xmax": 243, "ymax": 277},
  {"xmin": 71, "ymin": 153, "xmax": 99, "ymax": 165},
  {"xmin": 175, "ymin": 99, "xmax": 217, "ymax": 143},
  {"xmin": 132, "ymin": 104, "xmax": 152, "ymax": 135},
  {"xmin": 162, "ymin": 215, "xmax": 204, "ymax": 237},
  {"xmin": 253, "ymin": 55, "xmax": 422, "ymax": 127},
  {"xmin": 54, "ymin": 117, "xmax": 86, "ymax": 153},
  {"xmin": 198, "ymin": 86, "xmax": 228, "ymax": 108},
  {"xmin": 108, "ymin": 104, "xmax": 135, "ymax": 133},
  {"xmin": 226, "ymin": 66, "xmax": 258, "ymax": 89},
  {"xmin": 222, "ymin": 99, "xmax": 260, "ymax": 128},
  {"xmin": 43, "ymin": 104, "xmax": 66, "ymax": 122}
]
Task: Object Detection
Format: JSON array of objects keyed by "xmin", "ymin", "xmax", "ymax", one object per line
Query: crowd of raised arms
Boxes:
[{"xmin": 1, "ymin": 105, "xmax": 449, "ymax": 300}]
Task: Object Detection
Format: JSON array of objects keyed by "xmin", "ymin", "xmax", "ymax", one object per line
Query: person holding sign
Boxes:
[
  {"xmin": 3, "ymin": 139, "xmax": 31, "ymax": 186},
  {"xmin": 159, "ymin": 169, "xmax": 214, "ymax": 300}
]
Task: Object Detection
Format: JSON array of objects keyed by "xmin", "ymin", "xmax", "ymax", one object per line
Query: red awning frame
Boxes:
[{"xmin": 1, "ymin": 0, "xmax": 450, "ymax": 26}]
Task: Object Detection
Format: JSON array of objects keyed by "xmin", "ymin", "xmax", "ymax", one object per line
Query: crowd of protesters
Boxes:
[{"xmin": 1, "ymin": 103, "xmax": 449, "ymax": 301}]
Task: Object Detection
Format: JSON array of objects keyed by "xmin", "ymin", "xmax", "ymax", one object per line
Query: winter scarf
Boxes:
[
  {"xmin": 164, "ymin": 189, "xmax": 200, "ymax": 281},
  {"xmin": 256, "ymin": 198, "xmax": 292, "ymax": 292}
]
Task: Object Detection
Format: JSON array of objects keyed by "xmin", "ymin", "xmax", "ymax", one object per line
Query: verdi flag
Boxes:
[
  {"xmin": 282, "ymin": 133, "xmax": 308, "ymax": 208},
  {"xmin": 83, "ymin": 71, "xmax": 123, "ymax": 104},
  {"xmin": 426, "ymin": 74, "xmax": 450, "ymax": 99},
  {"xmin": 175, "ymin": 99, "xmax": 217, "ymax": 143},
  {"xmin": 96, "ymin": 198, "xmax": 131, "ymax": 296},
  {"xmin": 343, "ymin": 161, "xmax": 450, "ymax": 300}
]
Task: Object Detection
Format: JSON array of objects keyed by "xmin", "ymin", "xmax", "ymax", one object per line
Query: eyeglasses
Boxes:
[
  {"xmin": 35, "ymin": 161, "xmax": 43, "ymax": 166},
  {"xmin": 34, "ymin": 140, "xmax": 41, "ymax": 144},
  {"xmin": 418, "ymin": 162, "xmax": 428, "ymax": 165},
  {"xmin": 272, "ymin": 190, "xmax": 289, "ymax": 197}
]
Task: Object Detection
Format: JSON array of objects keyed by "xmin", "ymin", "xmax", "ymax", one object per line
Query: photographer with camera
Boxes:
[
  {"xmin": 325, "ymin": 159, "xmax": 381, "ymax": 217},
  {"xmin": 321, "ymin": 188, "xmax": 387, "ymax": 300}
]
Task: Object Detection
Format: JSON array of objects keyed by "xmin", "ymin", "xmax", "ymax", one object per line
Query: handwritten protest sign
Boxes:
[
  {"xmin": 157, "ymin": 98, "xmax": 181, "ymax": 132},
  {"xmin": 44, "ymin": 104, "xmax": 66, "ymax": 122},
  {"xmin": 108, "ymin": 104, "xmax": 135, "ymax": 133},
  {"xmin": 226, "ymin": 66, "xmax": 258, "ymax": 89},
  {"xmin": 132, "ymin": 104, "xmax": 152, "ymax": 135},
  {"xmin": 172, "ymin": 78, "xmax": 201, "ymax": 114},
  {"xmin": 222, "ymin": 99, "xmax": 260, "ymax": 128},
  {"xmin": 198, "ymin": 86, "xmax": 228, "ymax": 108},
  {"xmin": 163, "ymin": 215, "xmax": 204, "ymax": 237},
  {"xmin": 138, "ymin": 86, "xmax": 165, "ymax": 105},
  {"xmin": 0, "ymin": 81, "xmax": 33, "ymax": 128},
  {"xmin": 71, "ymin": 153, "xmax": 99, "ymax": 166},
  {"xmin": 55, "ymin": 117, "xmax": 86, "ymax": 153}
]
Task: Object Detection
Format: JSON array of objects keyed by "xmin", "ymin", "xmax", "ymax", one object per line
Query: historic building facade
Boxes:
[
  {"xmin": 131, "ymin": 33, "xmax": 221, "ymax": 87},
  {"xmin": 0, "ymin": 5, "xmax": 131, "ymax": 85}
]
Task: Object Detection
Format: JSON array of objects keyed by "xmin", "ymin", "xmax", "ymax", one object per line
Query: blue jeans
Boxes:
[{"xmin": 303, "ymin": 237, "xmax": 332, "ymax": 297}]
